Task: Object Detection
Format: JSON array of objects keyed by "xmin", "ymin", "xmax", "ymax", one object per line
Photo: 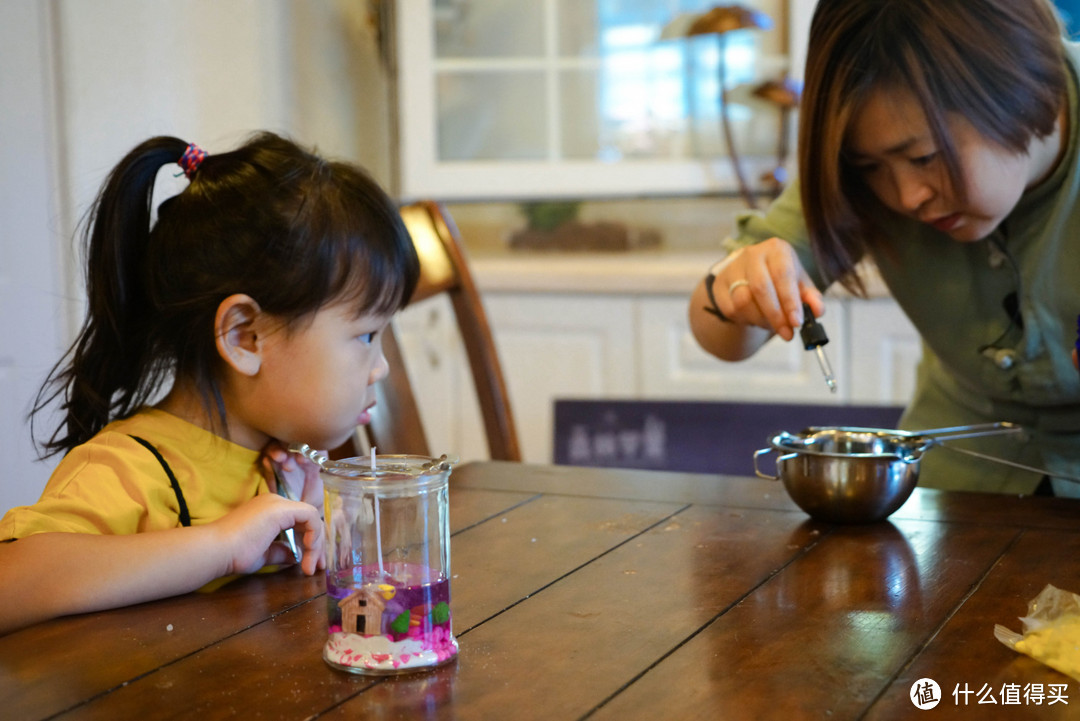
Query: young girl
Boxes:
[
  {"xmin": 0, "ymin": 132, "xmax": 419, "ymax": 634},
  {"xmin": 689, "ymin": 0, "xmax": 1080, "ymax": 495}
]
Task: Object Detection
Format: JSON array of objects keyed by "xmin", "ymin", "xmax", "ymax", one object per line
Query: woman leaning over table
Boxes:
[{"xmin": 689, "ymin": 0, "xmax": 1080, "ymax": 496}]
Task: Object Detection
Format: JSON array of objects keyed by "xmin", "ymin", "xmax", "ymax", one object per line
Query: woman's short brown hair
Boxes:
[{"xmin": 799, "ymin": 0, "xmax": 1067, "ymax": 294}]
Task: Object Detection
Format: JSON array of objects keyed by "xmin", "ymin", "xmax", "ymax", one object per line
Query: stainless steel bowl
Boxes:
[
  {"xmin": 754, "ymin": 423, "xmax": 1023, "ymax": 524},
  {"xmin": 755, "ymin": 430, "xmax": 920, "ymax": 523}
]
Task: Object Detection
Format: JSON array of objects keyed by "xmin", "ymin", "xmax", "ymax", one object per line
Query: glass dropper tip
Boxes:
[{"xmin": 815, "ymin": 346, "xmax": 837, "ymax": 394}]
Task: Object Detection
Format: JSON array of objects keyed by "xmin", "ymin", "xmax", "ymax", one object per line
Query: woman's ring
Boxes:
[{"xmin": 728, "ymin": 279, "xmax": 750, "ymax": 294}]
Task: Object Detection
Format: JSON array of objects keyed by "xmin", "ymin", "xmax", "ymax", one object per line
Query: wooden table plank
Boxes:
[
  {"xmin": 887, "ymin": 488, "xmax": 1080, "ymax": 531},
  {"xmin": 448, "ymin": 486, "xmax": 538, "ymax": 532},
  {"xmin": 326, "ymin": 505, "xmax": 830, "ymax": 719},
  {"xmin": 865, "ymin": 529, "xmax": 1080, "ymax": 720},
  {"xmin": 0, "ymin": 485, "xmax": 534, "ymax": 721},
  {"xmin": 454, "ymin": 461, "xmax": 802, "ymax": 513},
  {"xmin": 589, "ymin": 519, "xmax": 1021, "ymax": 720},
  {"xmin": 0, "ymin": 570, "xmax": 324, "ymax": 721},
  {"xmin": 455, "ymin": 462, "xmax": 1080, "ymax": 531},
  {"xmin": 46, "ymin": 494, "xmax": 682, "ymax": 719},
  {"xmin": 448, "ymin": 493, "xmax": 687, "ymax": 630}
]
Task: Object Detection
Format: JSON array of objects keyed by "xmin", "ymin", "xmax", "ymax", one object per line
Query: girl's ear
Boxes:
[{"xmin": 215, "ymin": 294, "xmax": 263, "ymax": 376}]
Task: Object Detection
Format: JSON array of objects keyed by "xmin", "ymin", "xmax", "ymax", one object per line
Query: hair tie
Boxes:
[{"xmin": 179, "ymin": 143, "xmax": 207, "ymax": 179}]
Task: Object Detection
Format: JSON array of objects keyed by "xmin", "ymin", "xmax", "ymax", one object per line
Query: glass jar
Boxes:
[{"xmin": 321, "ymin": 454, "xmax": 458, "ymax": 675}]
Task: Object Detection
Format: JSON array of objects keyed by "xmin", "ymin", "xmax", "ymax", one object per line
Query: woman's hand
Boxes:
[
  {"xmin": 689, "ymin": 238, "xmax": 824, "ymax": 362},
  {"xmin": 710, "ymin": 238, "xmax": 823, "ymax": 340}
]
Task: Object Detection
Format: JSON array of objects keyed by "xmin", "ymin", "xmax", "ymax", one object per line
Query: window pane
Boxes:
[
  {"xmin": 437, "ymin": 71, "xmax": 548, "ymax": 160},
  {"xmin": 681, "ymin": 32, "xmax": 775, "ymax": 157},
  {"xmin": 569, "ymin": 27, "xmax": 773, "ymax": 160},
  {"xmin": 559, "ymin": 70, "xmax": 602, "ymax": 159},
  {"xmin": 434, "ymin": 0, "xmax": 545, "ymax": 58},
  {"xmin": 557, "ymin": 0, "xmax": 599, "ymax": 56},
  {"xmin": 427, "ymin": 0, "xmax": 790, "ymax": 178}
]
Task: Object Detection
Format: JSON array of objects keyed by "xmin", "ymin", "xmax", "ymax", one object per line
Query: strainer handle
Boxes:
[
  {"xmin": 938, "ymin": 444, "xmax": 1080, "ymax": 484},
  {"xmin": 754, "ymin": 447, "xmax": 780, "ymax": 480},
  {"xmin": 914, "ymin": 421, "xmax": 1024, "ymax": 446}
]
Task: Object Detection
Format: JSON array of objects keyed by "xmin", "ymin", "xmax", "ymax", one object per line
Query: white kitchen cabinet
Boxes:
[
  {"xmin": 484, "ymin": 294, "xmax": 638, "ymax": 463},
  {"xmin": 394, "ymin": 292, "xmax": 637, "ymax": 464},
  {"xmin": 845, "ymin": 299, "xmax": 922, "ymax": 405},
  {"xmin": 393, "ymin": 277, "xmax": 920, "ymax": 465}
]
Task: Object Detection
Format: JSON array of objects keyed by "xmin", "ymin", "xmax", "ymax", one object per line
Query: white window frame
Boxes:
[{"xmin": 394, "ymin": 0, "xmax": 815, "ymax": 201}]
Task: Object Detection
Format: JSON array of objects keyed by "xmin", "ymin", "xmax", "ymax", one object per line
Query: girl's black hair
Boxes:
[{"xmin": 32, "ymin": 131, "xmax": 420, "ymax": 457}]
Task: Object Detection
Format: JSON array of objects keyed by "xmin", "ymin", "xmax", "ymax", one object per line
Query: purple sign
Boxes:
[{"xmin": 553, "ymin": 399, "xmax": 903, "ymax": 475}]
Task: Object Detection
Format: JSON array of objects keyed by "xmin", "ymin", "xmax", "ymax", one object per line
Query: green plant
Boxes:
[{"xmin": 520, "ymin": 201, "xmax": 582, "ymax": 231}]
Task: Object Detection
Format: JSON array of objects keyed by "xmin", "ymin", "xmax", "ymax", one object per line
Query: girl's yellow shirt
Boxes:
[{"xmin": 0, "ymin": 407, "xmax": 267, "ymax": 539}]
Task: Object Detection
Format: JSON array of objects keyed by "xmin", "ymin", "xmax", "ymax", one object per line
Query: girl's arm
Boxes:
[{"xmin": 0, "ymin": 493, "xmax": 324, "ymax": 636}]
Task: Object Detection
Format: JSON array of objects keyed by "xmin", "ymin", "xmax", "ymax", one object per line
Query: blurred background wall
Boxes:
[{"xmin": 0, "ymin": 0, "xmax": 393, "ymax": 512}]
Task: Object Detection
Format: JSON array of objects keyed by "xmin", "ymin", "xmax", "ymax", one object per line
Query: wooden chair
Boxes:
[{"xmin": 341, "ymin": 201, "xmax": 522, "ymax": 462}]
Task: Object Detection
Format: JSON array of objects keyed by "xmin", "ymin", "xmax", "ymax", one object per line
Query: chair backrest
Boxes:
[{"xmin": 352, "ymin": 200, "xmax": 522, "ymax": 462}]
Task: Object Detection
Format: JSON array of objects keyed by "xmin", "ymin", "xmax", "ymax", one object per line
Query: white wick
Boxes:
[{"xmin": 371, "ymin": 446, "xmax": 384, "ymax": 578}]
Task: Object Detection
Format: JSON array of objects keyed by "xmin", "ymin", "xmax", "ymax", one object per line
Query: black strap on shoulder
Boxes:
[{"xmin": 129, "ymin": 435, "xmax": 191, "ymax": 527}]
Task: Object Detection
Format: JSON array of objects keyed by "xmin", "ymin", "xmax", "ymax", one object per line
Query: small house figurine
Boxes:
[{"xmin": 339, "ymin": 586, "xmax": 387, "ymax": 636}]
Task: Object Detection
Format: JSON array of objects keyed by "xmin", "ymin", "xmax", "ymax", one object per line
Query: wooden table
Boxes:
[{"xmin": 4, "ymin": 461, "xmax": 1080, "ymax": 720}]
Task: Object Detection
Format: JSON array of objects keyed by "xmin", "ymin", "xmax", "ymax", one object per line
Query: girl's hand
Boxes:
[
  {"xmin": 708, "ymin": 238, "xmax": 823, "ymax": 342},
  {"xmin": 209, "ymin": 493, "xmax": 325, "ymax": 576},
  {"xmin": 261, "ymin": 441, "xmax": 325, "ymax": 515}
]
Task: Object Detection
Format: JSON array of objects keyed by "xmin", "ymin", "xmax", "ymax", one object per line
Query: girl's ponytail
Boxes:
[{"xmin": 33, "ymin": 137, "xmax": 189, "ymax": 456}]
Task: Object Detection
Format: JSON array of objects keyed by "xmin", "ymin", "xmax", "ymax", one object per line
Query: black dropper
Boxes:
[{"xmin": 800, "ymin": 303, "xmax": 837, "ymax": 393}]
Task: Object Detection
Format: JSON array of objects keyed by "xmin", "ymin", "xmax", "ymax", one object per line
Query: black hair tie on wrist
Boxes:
[{"xmin": 703, "ymin": 271, "xmax": 731, "ymax": 322}]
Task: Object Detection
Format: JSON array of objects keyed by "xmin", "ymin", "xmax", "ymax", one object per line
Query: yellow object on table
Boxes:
[{"xmin": 995, "ymin": 584, "xmax": 1080, "ymax": 681}]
